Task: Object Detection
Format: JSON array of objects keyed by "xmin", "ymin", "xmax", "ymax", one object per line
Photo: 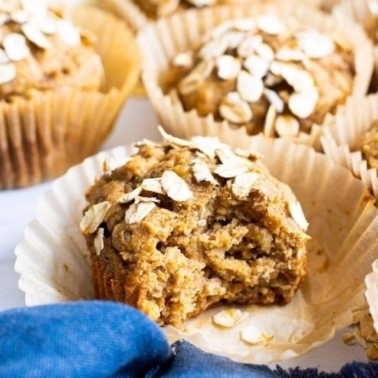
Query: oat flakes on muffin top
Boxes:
[
  {"xmin": 0, "ymin": 0, "xmax": 103, "ymax": 99},
  {"xmin": 166, "ymin": 15, "xmax": 355, "ymax": 138}
]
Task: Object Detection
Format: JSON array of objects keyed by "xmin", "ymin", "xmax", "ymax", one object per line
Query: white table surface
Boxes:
[{"xmin": 0, "ymin": 96, "xmax": 368, "ymax": 372}]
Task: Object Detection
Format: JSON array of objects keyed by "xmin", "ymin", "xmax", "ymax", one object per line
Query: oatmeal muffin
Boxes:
[
  {"xmin": 80, "ymin": 128, "xmax": 310, "ymax": 327},
  {"xmin": 0, "ymin": 1, "xmax": 141, "ymax": 189},
  {"xmin": 334, "ymin": 0, "xmax": 378, "ymax": 43},
  {"xmin": 0, "ymin": 2, "xmax": 103, "ymax": 98},
  {"xmin": 139, "ymin": 3, "xmax": 373, "ymax": 149}
]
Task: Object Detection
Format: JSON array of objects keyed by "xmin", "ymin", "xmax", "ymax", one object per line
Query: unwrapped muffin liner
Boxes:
[
  {"xmin": 0, "ymin": 6, "xmax": 141, "ymax": 189},
  {"xmin": 138, "ymin": 3, "xmax": 373, "ymax": 151},
  {"xmin": 15, "ymin": 134, "xmax": 378, "ymax": 363}
]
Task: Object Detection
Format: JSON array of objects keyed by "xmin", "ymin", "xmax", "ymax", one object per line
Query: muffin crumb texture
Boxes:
[{"xmin": 81, "ymin": 129, "xmax": 310, "ymax": 327}]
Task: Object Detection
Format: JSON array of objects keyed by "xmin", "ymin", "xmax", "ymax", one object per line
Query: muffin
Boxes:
[
  {"xmin": 0, "ymin": 1, "xmax": 141, "ymax": 189},
  {"xmin": 166, "ymin": 16, "xmax": 354, "ymax": 138},
  {"xmin": 138, "ymin": 3, "xmax": 373, "ymax": 150},
  {"xmin": 80, "ymin": 128, "xmax": 310, "ymax": 327},
  {"xmin": 0, "ymin": 3, "xmax": 102, "ymax": 98},
  {"xmin": 321, "ymin": 94, "xmax": 378, "ymax": 200},
  {"xmin": 16, "ymin": 132, "xmax": 378, "ymax": 362}
]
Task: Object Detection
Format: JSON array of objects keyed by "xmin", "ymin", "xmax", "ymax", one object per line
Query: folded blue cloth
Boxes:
[{"xmin": 0, "ymin": 301, "xmax": 376, "ymax": 378}]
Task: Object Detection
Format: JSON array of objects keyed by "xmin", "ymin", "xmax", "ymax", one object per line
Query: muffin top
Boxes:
[
  {"xmin": 0, "ymin": 0, "xmax": 103, "ymax": 99},
  {"xmin": 166, "ymin": 15, "xmax": 355, "ymax": 138}
]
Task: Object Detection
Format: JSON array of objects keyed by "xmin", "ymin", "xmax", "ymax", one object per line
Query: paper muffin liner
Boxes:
[
  {"xmin": 138, "ymin": 3, "xmax": 373, "ymax": 151},
  {"xmin": 14, "ymin": 133, "xmax": 378, "ymax": 363},
  {"xmin": 333, "ymin": 0, "xmax": 378, "ymax": 92},
  {"xmin": 320, "ymin": 93, "xmax": 378, "ymax": 200},
  {"xmin": 0, "ymin": 6, "xmax": 141, "ymax": 189}
]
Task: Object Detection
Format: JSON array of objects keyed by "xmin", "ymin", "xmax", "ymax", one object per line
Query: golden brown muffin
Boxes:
[
  {"xmin": 165, "ymin": 15, "xmax": 355, "ymax": 138},
  {"xmin": 80, "ymin": 128, "xmax": 310, "ymax": 327},
  {"xmin": 0, "ymin": 1, "xmax": 141, "ymax": 189},
  {"xmin": 0, "ymin": 1, "xmax": 103, "ymax": 99}
]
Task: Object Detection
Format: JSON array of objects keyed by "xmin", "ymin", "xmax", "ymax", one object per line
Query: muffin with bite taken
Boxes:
[{"xmin": 80, "ymin": 128, "xmax": 310, "ymax": 327}]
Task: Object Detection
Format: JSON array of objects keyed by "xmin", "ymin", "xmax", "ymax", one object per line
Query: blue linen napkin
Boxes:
[{"xmin": 0, "ymin": 301, "xmax": 377, "ymax": 378}]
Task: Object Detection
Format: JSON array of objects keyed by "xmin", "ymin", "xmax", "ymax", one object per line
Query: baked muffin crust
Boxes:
[{"xmin": 81, "ymin": 129, "xmax": 310, "ymax": 327}]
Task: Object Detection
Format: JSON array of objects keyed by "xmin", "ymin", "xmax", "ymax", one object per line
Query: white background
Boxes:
[{"xmin": 0, "ymin": 96, "xmax": 368, "ymax": 372}]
